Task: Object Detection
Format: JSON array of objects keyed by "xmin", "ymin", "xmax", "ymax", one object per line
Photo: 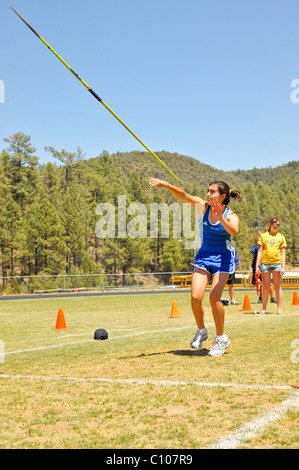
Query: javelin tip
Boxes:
[
  {"xmin": 10, "ymin": 5, "xmax": 40, "ymax": 38},
  {"xmin": 10, "ymin": 6, "xmax": 19, "ymax": 15}
]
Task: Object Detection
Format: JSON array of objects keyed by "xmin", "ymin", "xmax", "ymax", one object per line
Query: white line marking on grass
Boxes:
[
  {"xmin": 0, "ymin": 373, "xmax": 292, "ymax": 391},
  {"xmin": 5, "ymin": 328, "xmax": 140, "ymax": 344},
  {"xmin": 55, "ymin": 328, "xmax": 140, "ymax": 338},
  {"xmin": 5, "ymin": 326, "xmax": 195, "ymax": 355},
  {"xmin": 210, "ymin": 391, "xmax": 299, "ymax": 449},
  {"xmin": 5, "ymin": 312, "xmax": 299, "ymax": 356},
  {"xmin": 5, "ymin": 339, "xmax": 95, "ymax": 355}
]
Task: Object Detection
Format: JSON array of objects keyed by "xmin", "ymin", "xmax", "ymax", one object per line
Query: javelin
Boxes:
[{"xmin": 10, "ymin": 6, "xmax": 186, "ymax": 188}]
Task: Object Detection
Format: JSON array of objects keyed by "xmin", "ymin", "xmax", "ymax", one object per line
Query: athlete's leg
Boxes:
[
  {"xmin": 261, "ymin": 271, "xmax": 271, "ymax": 312},
  {"xmin": 191, "ymin": 268, "xmax": 210, "ymax": 329},
  {"xmin": 209, "ymin": 272, "xmax": 230, "ymax": 336},
  {"xmin": 272, "ymin": 270, "xmax": 283, "ymax": 313}
]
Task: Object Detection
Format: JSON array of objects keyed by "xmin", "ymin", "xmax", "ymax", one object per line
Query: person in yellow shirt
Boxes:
[{"xmin": 256, "ymin": 218, "xmax": 287, "ymax": 314}]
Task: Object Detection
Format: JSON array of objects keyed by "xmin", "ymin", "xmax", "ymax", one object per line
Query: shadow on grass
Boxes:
[{"xmin": 121, "ymin": 348, "xmax": 210, "ymax": 359}]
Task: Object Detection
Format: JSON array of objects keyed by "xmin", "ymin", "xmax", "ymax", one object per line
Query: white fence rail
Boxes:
[{"xmin": 0, "ymin": 271, "xmax": 253, "ymax": 296}]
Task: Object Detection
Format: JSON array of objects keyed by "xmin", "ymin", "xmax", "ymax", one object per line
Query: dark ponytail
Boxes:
[{"xmin": 210, "ymin": 181, "xmax": 242, "ymax": 206}]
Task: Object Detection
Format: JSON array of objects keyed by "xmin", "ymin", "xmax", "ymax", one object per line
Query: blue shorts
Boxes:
[{"xmin": 192, "ymin": 250, "xmax": 235, "ymax": 276}]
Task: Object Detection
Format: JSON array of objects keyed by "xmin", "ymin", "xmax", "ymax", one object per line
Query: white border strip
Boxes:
[
  {"xmin": 210, "ymin": 392, "xmax": 299, "ymax": 449},
  {"xmin": 0, "ymin": 373, "xmax": 292, "ymax": 391}
]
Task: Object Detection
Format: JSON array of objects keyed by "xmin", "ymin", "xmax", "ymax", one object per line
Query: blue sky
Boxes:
[{"xmin": 1, "ymin": 0, "xmax": 298, "ymax": 171}]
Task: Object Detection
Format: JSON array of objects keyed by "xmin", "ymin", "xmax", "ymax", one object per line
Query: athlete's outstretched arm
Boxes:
[{"xmin": 149, "ymin": 177, "xmax": 205, "ymax": 209}]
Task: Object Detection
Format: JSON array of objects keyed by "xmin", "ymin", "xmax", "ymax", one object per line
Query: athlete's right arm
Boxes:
[{"xmin": 149, "ymin": 177, "xmax": 205, "ymax": 208}]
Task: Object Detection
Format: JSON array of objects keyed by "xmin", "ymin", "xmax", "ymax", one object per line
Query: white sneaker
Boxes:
[
  {"xmin": 190, "ymin": 328, "xmax": 208, "ymax": 349},
  {"xmin": 208, "ymin": 334, "xmax": 230, "ymax": 357}
]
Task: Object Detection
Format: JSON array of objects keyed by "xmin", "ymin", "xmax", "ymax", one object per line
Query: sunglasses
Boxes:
[{"xmin": 272, "ymin": 222, "xmax": 280, "ymax": 226}]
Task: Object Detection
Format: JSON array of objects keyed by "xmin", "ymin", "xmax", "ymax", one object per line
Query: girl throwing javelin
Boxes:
[{"xmin": 149, "ymin": 178, "xmax": 242, "ymax": 357}]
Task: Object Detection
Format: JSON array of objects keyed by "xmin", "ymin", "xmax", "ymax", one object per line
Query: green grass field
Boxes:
[{"xmin": 0, "ymin": 289, "xmax": 298, "ymax": 449}]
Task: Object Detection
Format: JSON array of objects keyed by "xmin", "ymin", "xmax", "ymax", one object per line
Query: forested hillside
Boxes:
[{"xmin": 0, "ymin": 132, "xmax": 298, "ymax": 283}]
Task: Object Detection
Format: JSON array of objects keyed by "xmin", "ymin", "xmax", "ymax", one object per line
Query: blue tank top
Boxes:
[{"xmin": 199, "ymin": 205, "xmax": 233, "ymax": 253}]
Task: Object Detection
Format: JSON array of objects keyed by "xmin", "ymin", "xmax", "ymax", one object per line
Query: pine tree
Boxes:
[
  {"xmin": 25, "ymin": 199, "xmax": 66, "ymax": 274},
  {"xmin": 60, "ymin": 190, "xmax": 85, "ymax": 273},
  {"xmin": 1, "ymin": 133, "xmax": 39, "ymax": 210},
  {"xmin": 44, "ymin": 146, "xmax": 85, "ymax": 195},
  {"xmin": 1, "ymin": 197, "xmax": 22, "ymax": 275},
  {"xmin": 40, "ymin": 162, "xmax": 61, "ymax": 199}
]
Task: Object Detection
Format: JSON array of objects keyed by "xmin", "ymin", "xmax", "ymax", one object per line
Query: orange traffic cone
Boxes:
[
  {"xmin": 242, "ymin": 295, "xmax": 252, "ymax": 311},
  {"xmin": 292, "ymin": 292, "xmax": 299, "ymax": 306},
  {"xmin": 55, "ymin": 309, "xmax": 67, "ymax": 329},
  {"xmin": 170, "ymin": 300, "xmax": 180, "ymax": 318}
]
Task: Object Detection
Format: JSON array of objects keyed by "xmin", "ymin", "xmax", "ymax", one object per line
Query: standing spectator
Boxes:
[
  {"xmin": 251, "ymin": 235, "xmax": 276, "ymax": 304},
  {"xmin": 255, "ymin": 218, "xmax": 287, "ymax": 314}
]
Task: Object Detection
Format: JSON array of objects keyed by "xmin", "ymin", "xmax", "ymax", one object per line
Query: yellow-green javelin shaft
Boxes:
[{"xmin": 10, "ymin": 6, "xmax": 186, "ymax": 188}]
